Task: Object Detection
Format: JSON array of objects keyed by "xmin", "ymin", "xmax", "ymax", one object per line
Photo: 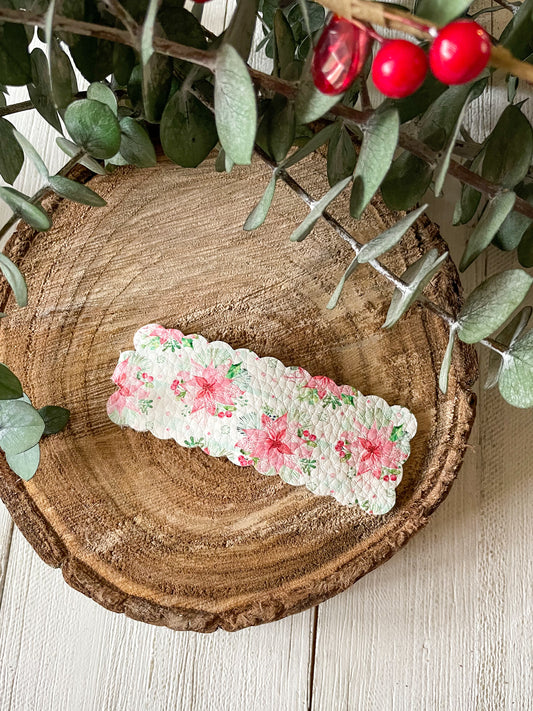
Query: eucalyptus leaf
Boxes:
[
  {"xmin": 13, "ymin": 129, "xmax": 49, "ymax": 180},
  {"xmin": 118, "ymin": 117, "xmax": 157, "ymax": 167},
  {"xmin": 64, "ymin": 99, "xmax": 121, "ymax": 160},
  {"xmin": 517, "ymin": 223, "xmax": 533, "ymax": 268},
  {"xmin": 486, "ymin": 306, "xmax": 532, "ymax": 390},
  {"xmin": 358, "ymin": 204, "xmax": 428, "ymax": 263},
  {"xmin": 482, "ymin": 104, "xmax": 533, "ymax": 189},
  {"xmin": 502, "ymin": 0, "xmax": 533, "ymax": 60},
  {"xmin": 0, "ymin": 117, "xmax": 23, "ymax": 184},
  {"xmin": 350, "ymin": 108, "xmax": 400, "ymax": 219},
  {"xmin": 266, "ymin": 95, "xmax": 296, "ymax": 163},
  {"xmin": 273, "ymin": 9, "xmax": 297, "ymax": 79},
  {"xmin": 381, "ymin": 152, "xmax": 433, "ymax": 211},
  {"xmin": 498, "ymin": 329, "xmax": 533, "ymax": 408},
  {"xmin": 142, "ymin": 51, "xmax": 172, "ymax": 124},
  {"xmin": 48, "ymin": 175, "xmax": 106, "ymax": 207},
  {"xmin": 38, "ymin": 405, "xmax": 70, "ymax": 435},
  {"xmin": 453, "ymin": 148, "xmax": 484, "ymax": 226},
  {"xmin": 0, "ymin": 399, "xmax": 45, "ymax": 455},
  {"xmin": 215, "ymin": 44, "xmax": 257, "ymax": 165},
  {"xmin": 223, "ymin": 0, "xmax": 260, "ymax": 61},
  {"xmin": 0, "ymin": 253, "xmax": 27, "ymax": 307},
  {"xmin": 87, "ymin": 82, "xmax": 117, "ymax": 115},
  {"xmin": 295, "ymin": 60, "xmax": 342, "ymax": 124},
  {"xmin": 457, "ymin": 269, "xmax": 532, "ymax": 344},
  {"xmin": 56, "ymin": 137, "xmax": 106, "ymax": 176},
  {"xmin": 5, "ymin": 443, "xmax": 40, "ymax": 480},
  {"xmin": 439, "ymin": 327, "xmax": 457, "ymax": 395},
  {"xmin": 384, "ymin": 249, "xmax": 449, "ymax": 329},
  {"xmin": 327, "ymin": 255, "xmax": 358, "ymax": 310},
  {"xmin": 415, "ymin": 0, "xmax": 473, "ymax": 24},
  {"xmin": 386, "ymin": 73, "xmax": 447, "ymax": 125},
  {"xmin": 494, "ymin": 182, "xmax": 533, "ymax": 251},
  {"xmin": 27, "ymin": 48, "xmax": 62, "ymax": 132},
  {"xmin": 160, "ymin": 90, "xmax": 217, "ymax": 168},
  {"xmin": 49, "ymin": 37, "xmax": 77, "ymax": 112},
  {"xmin": 0, "ymin": 187, "xmax": 51, "ymax": 231},
  {"xmin": 244, "ymin": 172, "xmax": 277, "ymax": 231},
  {"xmin": 0, "ymin": 363, "xmax": 22, "ymax": 400},
  {"xmin": 327, "ymin": 123, "xmax": 356, "ymax": 188},
  {"xmin": 283, "ymin": 122, "xmax": 338, "ymax": 170},
  {"xmin": 290, "ymin": 176, "xmax": 352, "ymax": 242},
  {"xmin": 113, "ymin": 44, "xmax": 136, "ymax": 87},
  {"xmin": 158, "ymin": 6, "xmax": 207, "ymax": 49},
  {"xmin": 0, "ymin": 12, "xmax": 32, "ymax": 85},
  {"xmin": 460, "ymin": 191, "xmax": 517, "ymax": 271}
]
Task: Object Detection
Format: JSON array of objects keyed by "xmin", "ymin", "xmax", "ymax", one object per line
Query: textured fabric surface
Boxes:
[{"xmin": 108, "ymin": 324, "xmax": 417, "ymax": 515}]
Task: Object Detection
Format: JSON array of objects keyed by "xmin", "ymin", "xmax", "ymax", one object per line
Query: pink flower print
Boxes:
[
  {"xmin": 180, "ymin": 362, "xmax": 244, "ymax": 416},
  {"xmin": 108, "ymin": 358, "xmax": 149, "ymax": 416},
  {"xmin": 148, "ymin": 325, "xmax": 183, "ymax": 345},
  {"xmin": 283, "ymin": 366, "xmax": 309, "ymax": 382},
  {"xmin": 304, "ymin": 375, "xmax": 343, "ymax": 400},
  {"xmin": 236, "ymin": 413, "xmax": 308, "ymax": 474},
  {"xmin": 342, "ymin": 422, "xmax": 407, "ymax": 478}
]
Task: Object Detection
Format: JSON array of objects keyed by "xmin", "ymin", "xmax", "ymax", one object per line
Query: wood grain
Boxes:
[{"xmin": 0, "ymin": 151, "xmax": 475, "ymax": 632}]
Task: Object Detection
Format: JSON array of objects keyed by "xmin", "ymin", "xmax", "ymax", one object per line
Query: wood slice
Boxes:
[{"xmin": 0, "ymin": 153, "xmax": 476, "ymax": 632}]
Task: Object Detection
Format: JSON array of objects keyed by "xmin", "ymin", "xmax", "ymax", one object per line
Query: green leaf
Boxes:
[
  {"xmin": 56, "ymin": 137, "xmax": 106, "ymax": 176},
  {"xmin": 113, "ymin": 43, "xmax": 136, "ymax": 87},
  {"xmin": 381, "ymin": 152, "xmax": 433, "ymax": 211},
  {"xmin": 384, "ymin": 249, "xmax": 449, "ymax": 328},
  {"xmin": 27, "ymin": 48, "xmax": 62, "ymax": 132},
  {"xmin": 142, "ymin": 52, "xmax": 172, "ymax": 124},
  {"xmin": 222, "ymin": 0, "xmax": 260, "ymax": 62},
  {"xmin": 87, "ymin": 82, "xmax": 117, "ymax": 115},
  {"xmin": 460, "ymin": 191, "xmax": 516, "ymax": 271},
  {"xmin": 0, "ymin": 399, "xmax": 45, "ymax": 455},
  {"xmin": 439, "ymin": 327, "xmax": 457, "ymax": 395},
  {"xmin": 517, "ymin": 223, "xmax": 533, "ymax": 268},
  {"xmin": 118, "ymin": 117, "xmax": 157, "ymax": 167},
  {"xmin": 64, "ymin": 99, "xmax": 121, "ymax": 160},
  {"xmin": 457, "ymin": 269, "xmax": 533, "ymax": 344},
  {"xmin": 38, "ymin": 405, "xmax": 70, "ymax": 435},
  {"xmin": 433, "ymin": 81, "xmax": 486, "ymax": 197},
  {"xmin": 265, "ymin": 95, "xmax": 296, "ymax": 163},
  {"xmin": 385, "ymin": 73, "xmax": 447, "ymax": 125},
  {"xmin": 141, "ymin": 0, "xmax": 161, "ymax": 67},
  {"xmin": 0, "ymin": 363, "xmax": 22, "ymax": 400},
  {"xmin": 0, "ymin": 187, "xmax": 51, "ymax": 231},
  {"xmin": 273, "ymin": 9, "xmax": 297, "ymax": 79},
  {"xmin": 160, "ymin": 90, "xmax": 217, "ymax": 168},
  {"xmin": 290, "ymin": 176, "xmax": 352, "ymax": 242},
  {"xmin": 295, "ymin": 57, "xmax": 342, "ymax": 124},
  {"xmin": 327, "ymin": 255, "xmax": 358, "ymax": 310},
  {"xmin": 0, "ymin": 117, "xmax": 23, "ymax": 184},
  {"xmin": 494, "ymin": 182, "xmax": 533, "ymax": 251},
  {"xmin": 415, "ymin": 0, "xmax": 473, "ymax": 25},
  {"xmin": 13, "ymin": 129, "xmax": 49, "ymax": 180},
  {"xmin": 486, "ymin": 306, "xmax": 532, "ymax": 390},
  {"xmin": 502, "ymin": 0, "xmax": 533, "ymax": 60},
  {"xmin": 498, "ymin": 329, "xmax": 533, "ymax": 408},
  {"xmin": 350, "ymin": 108, "xmax": 400, "ymax": 219},
  {"xmin": 158, "ymin": 6, "xmax": 207, "ymax": 49},
  {"xmin": 358, "ymin": 204, "xmax": 428, "ymax": 263},
  {"xmin": 244, "ymin": 173, "xmax": 277, "ymax": 230},
  {"xmin": 283, "ymin": 122, "xmax": 338, "ymax": 170},
  {"xmin": 215, "ymin": 44, "xmax": 257, "ymax": 165},
  {"xmin": 327, "ymin": 122, "xmax": 356, "ymax": 189},
  {"xmin": 5, "ymin": 443, "xmax": 40, "ymax": 480},
  {"xmin": 453, "ymin": 149, "xmax": 484, "ymax": 226},
  {"xmin": 482, "ymin": 104, "xmax": 533, "ymax": 189},
  {"xmin": 49, "ymin": 37, "xmax": 77, "ymax": 112},
  {"xmin": 48, "ymin": 175, "xmax": 106, "ymax": 207},
  {"xmin": 0, "ymin": 253, "xmax": 27, "ymax": 307},
  {"xmin": 0, "ymin": 11, "xmax": 32, "ymax": 85},
  {"xmin": 226, "ymin": 362, "xmax": 242, "ymax": 379}
]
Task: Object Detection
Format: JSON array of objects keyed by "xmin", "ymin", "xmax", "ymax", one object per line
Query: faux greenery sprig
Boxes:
[{"xmin": 0, "ymin": 0, "xmax": 532, "ymax": 481}]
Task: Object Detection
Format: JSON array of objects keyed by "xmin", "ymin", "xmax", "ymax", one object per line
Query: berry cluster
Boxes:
[{"xmin": 312, "ymin": 15, "xmax": 491, "ymax": 99}]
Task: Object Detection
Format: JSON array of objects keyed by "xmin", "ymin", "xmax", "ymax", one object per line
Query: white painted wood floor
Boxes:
[{"xmin": 0, "ymin": 2, "xmax": 531, "ymax": 709}]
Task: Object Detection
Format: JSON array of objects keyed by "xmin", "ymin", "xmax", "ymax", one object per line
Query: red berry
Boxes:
[
  {"xmin": 429, "ymin": 20, "xmax": 491, "ymax": 85},
  {"xmin": 372, "ymin": 40, "xmax": 428, "ymax": 98},
  {"xmin": 312, "ymin": 15, "xmax": 373, "ymax": 95}
]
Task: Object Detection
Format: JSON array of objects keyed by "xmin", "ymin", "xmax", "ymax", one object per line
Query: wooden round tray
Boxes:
[{"xmin": 0, "ymin": 153, "xmax": 476, "ymax": 632}]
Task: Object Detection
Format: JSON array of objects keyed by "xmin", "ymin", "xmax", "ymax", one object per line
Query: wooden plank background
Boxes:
[{"xmin": 0, "ymin": 2, "xmax": 531, "ymax": 709}]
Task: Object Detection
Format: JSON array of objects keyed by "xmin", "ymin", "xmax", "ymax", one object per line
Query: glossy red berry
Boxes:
[
  {"xmin": 311, "ymin": 15, "xmax": 373, "ymax": 95},
  {"xmin": 429, "ymin": 20, "xmax": 491, "ymax": 85},
  {"xmin": 372, "ymin": 40, "xmax": 428, "ymax": 98}
]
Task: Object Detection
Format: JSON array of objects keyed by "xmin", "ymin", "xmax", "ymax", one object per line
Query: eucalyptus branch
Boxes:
[
  {"xmin": 0, "ymin": 150, "xmax": 86, "ymax": 243},
  {"xmin": 1, "ymin": 6, "xmax": 532, "ymax": 221},
  {"xmin": 0, "ymin": 100, "xmax": 34, "ymax": 118},
  {"xmin": 101, "ymin": 0, "xmax": 139, "ymax": 39},
  {"xmin": 492, "ymin": 0, "xmax": 518, "ymax": 13},
  {"xmin": 253, "ymin": 145, "xmax": 508, "ymax": 357}
]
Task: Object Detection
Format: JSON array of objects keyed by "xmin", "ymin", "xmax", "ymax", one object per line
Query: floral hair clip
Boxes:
[{"xmin": 107, "ymin": 325, "xmax": 417, "ymax": 515}]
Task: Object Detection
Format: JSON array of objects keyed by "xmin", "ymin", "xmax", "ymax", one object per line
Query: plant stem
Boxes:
[
  {"xmin": 101, "ymin": 0, "xmax": 139, "ymax": 39},
  {"xmin": 0, "ymin": 100, "xmax": 34, "ymax": 118},
  {"xmin": 1, "ymin": 6, "xmax": 533, "ymax": 222},
  {"xmin": 492, "ymin": 0, "xmax": 518, "ymax": 13}
]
